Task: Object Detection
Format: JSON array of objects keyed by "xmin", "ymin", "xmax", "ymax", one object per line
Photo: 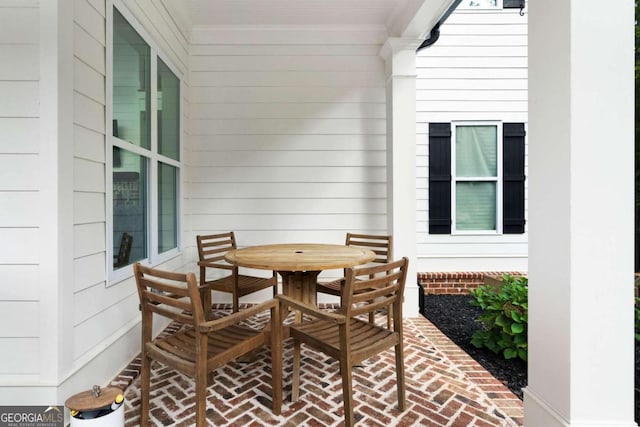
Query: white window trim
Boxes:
[
  {"xmin": 106, "ymin": 0, "xmax": 184, "ymax": 286},
  {"xmin": 451, "ymin": 121, "xmax": 503, "ymax": 235}
]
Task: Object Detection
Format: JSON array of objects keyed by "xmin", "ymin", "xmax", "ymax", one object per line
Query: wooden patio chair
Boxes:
[
  {"xmin": 278, "ymin": 257, "xmax": 408, "ymax": 427},
  {"xmin": 316, "ymin": 233, "xmax": 393, "ymax": 327},
  {"xmin": 134, "ymin": 263, "xmax": 282, "ymax": 427},
  {"xmin": 113, "ymin": 232, "xmax": 133, "ymax": 268},
  {"xmin": 197, "ymin": 232, "xmax": 277, "ymax": 313}
]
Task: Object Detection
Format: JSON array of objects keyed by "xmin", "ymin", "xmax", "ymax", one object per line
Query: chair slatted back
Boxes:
[
  {"xmin": 114, "ymin": 232, "xmax": 133, "ymax": 268},
  {"xmin": 134, "ymin": 263, "xmax": 204, "ymax": 326},
  {"xmin": 196, "ymin": 232, "xmax": 237, "ymax": 269},
  {"xmin": 340, "ymin": 257, "xmax": 408, "ymax": 320},
  {"xmin": 346, "ymin": 233, "xmax": 393, "ymax": 265}
]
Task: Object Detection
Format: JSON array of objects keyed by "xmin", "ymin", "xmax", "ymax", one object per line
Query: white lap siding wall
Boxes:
[
  {"xmin": 70, "ymin": 0, "xmax": 191, "ymax": 390},
  {"xmin": 188, "ymin": 27, "xmax": 389, "ymax": 298},
  {"xmin": 0, "ymin": 0, "xmax": 191, "ymax": 404},
  {"xmin": 0, "ymin": 3, "xmax": 40, "ymax": 388},
  {"xmin": 416, "ymin": 7, "xmax": 529, "ymax": 273}
]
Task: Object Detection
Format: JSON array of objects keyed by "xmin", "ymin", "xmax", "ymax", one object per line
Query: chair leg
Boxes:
[
  {"xmin": 232, "ymin": 292, "xmax": 239, "ymax": 313},
  {"xmin": 270, "ymin": 305, "xmax": 283, "ymax": 415},
  {"xmin": 195, "ymin": 343, "xmax": 208, "ymax": 426},
  {"xmin": 292, "ymin": 340, "xmax": 301, "ymax": 401},
  {"xmin": 395, "ymin": 342, "xmax": 406, "ymax": 411},
  {"xmin": 140, "ymin": 353, "xmax": 151, "ymax": 426},
  {"xmin": 340, "ymin": 356, "xmax": 354, "ymax": 427}
]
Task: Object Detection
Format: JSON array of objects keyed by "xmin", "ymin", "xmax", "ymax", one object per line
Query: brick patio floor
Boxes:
[{"xmin": 110, "ymin": 305, "xmax": 524, "ymax": 426}]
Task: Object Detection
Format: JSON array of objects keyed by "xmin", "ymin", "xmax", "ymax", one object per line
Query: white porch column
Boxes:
[
  {"xmin": 526, "ymin": 1, "xmax": 636, "ymax": 426},
  {"xmin": 380, "ymin": 38, "xmax": 422, "ymax": 317}
]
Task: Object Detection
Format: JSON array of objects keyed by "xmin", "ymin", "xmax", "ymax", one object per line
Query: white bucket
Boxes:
[{"xmin": 69, "ymin": 402, "xmax": 124, "ymax": 427}]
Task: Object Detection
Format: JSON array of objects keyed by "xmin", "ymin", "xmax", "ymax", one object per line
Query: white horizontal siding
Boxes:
[
  {"xmin": 0, "ymin": 302, "xmax": 38, "ymax": 337},
  {"xmin": 190, "ymin": 150, "xmax": 385, "ymax": 167},
  {"xmin": 0, "ymin": 81, "xmax": 39, "ymax": 117},
  {"xmin": 192, "ymin": 214, "xmax": 386, "ymax": 232},
  {"xmin": 74, "ymin": 252, "xmax": 106, "ymax": 293},
  {"xmin": 0, "ymin": 338, "xmax": 38, "ymax": 374},
  {"xmin": 0, "ymin": 6, "xmax": 38, "ymax": 44},
  {"xmin": 191, "ymin": 183, "xmax": 385, "ymax": 199},
  {"xmin": 0, "ymin": 3, "xmax": 40, "ymax": 379},
  {"xmin": 0, "ymin": 45, "xmax": 39, "ymax": 80},
  {"xmin": 0, "ymin": 155, "xmax": 39, "ymax": 191},
  {"xmin": 0, "ymin": 192, "xmax": 39, "ymax": 227},
  {"xmin": 0, "ymin": 265, "xmax": 38, "ymax": 300},
  {"xmin": 73, "ymin": 279, "xmax": 137, "ymax": 326},
  {"xmin": 74, "ymin": 92, "xmax": 105, "ymax": 133},
  {"xmin": 70, "ymin": 0, "xmax": 191, "ymax": 374},
  {"xmin": 0, "ymin": 118, "xmax": 39, "ymax": 153},
  {"xmin": 190, "ymin": 134, "xmax": 386, "ymax": 151},
  {"xmin": 190, "ymin": 166, "xmax": 386, "ymax": 183},
  {"xmin": 73, "ymin": 291, "xmax": 139, "ymax": 359},
  {"xmin": 0, "ymin": 229, "xmax": 39, "ymax": 264},
  {"xmin": 73, "ymin": 157, "xmax": 105, "ymax": 192},
  {"xmin": 190, "ymin": 87, "xmax": 385, "ymax": 104},
  {"xmin": 191, "ymin": 198, "xmax": 386, "ymax": 215},
  {"xmin": 73, "ymin": 222, "xmax": 105, "ymax": 258},
  {"xmin": 74, "ymin": 22, "xmax": 105, "ymax": 72},
  {"xmin": 74, "ymin": 124, "xmax": 105, "ymax": 162},
  {"xmin": 191, "ymin": 118, "xmax": 385, "ymax": 136},
  {"xmin": 190, "ymin": 70, "xmax": 384, "ymax": 88},
  {"xmin": 416, "ymin": 8, "xmax": 528, "ymax": 271},
  {"xmin": 188, "ymin": 28, "xmax": 388, "ymax": 249},
  {"xmin": 191, "ymin": 44, "xmax": 381, "ymax": 57},
  {"xmin": 191, "ymin": 55, "xmax": 383, "ymax": 72},
  {"xmin": 190, "ymin": 103, "xmax": 385, "ymax": 120},
  {"xmin": 74, "ymin": 191, "xmax": 105, "ymax": 224}
]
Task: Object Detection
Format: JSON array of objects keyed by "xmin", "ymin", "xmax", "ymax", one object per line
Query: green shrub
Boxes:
[{"xmin": 469, "ymin": 274, "xmax": 528, "ymax": 362}]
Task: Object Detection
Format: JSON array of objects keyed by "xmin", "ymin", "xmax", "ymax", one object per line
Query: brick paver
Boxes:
[{"xmin": 112, "ymin": 306, "xmax": 523, "ymax": 426}]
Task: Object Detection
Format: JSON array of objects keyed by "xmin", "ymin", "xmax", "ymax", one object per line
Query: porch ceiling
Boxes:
[{"xmin": 163, "ymin": 0, "xmax": 457, "ymax": 38}]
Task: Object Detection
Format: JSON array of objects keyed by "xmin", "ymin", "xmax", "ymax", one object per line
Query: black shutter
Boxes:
[
  {"xmin": 429, "ymin": 123, "xmax": 452, "ymax": 234},
  {"xmin": 503, "ymin": 123, "xmax": 526, "ymax": 234}
]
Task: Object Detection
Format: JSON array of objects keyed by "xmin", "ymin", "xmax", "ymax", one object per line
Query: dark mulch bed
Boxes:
[
  {"xmin": 421, "ymin": 294, "xmax": 527, "ymax": 399},
  {"xmin": 422, "ymin": 293, "xmax": 640, "ymax": 424}
]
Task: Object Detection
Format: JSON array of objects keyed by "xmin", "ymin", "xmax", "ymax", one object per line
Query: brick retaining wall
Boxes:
[{"xmin": 418, "ymin": 271, "xmax": 526, "ymax": 295}]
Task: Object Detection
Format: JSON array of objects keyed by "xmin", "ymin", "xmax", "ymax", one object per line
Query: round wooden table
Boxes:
[{"xmin": 225, "ymin": 243, "xmax": 375, "ymax": 317}]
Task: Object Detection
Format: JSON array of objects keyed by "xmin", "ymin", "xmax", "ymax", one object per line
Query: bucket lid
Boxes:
[{"xmin": 65, "ymin": 386, "xmax": 123, "ymax": 411}]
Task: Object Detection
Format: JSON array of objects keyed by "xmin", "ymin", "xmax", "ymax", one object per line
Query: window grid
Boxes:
[
  {"xmin": 451, "ymin": 122, "xmax": 503, "ymax": 234},
  {"xmin": 106, "ymin": 1, "xmax": 183, "ymax": 285}
]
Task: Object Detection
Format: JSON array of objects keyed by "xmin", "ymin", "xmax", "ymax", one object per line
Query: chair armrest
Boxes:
[
  {"xmin": 276, "ymin": 295, "xmax": 346, "ymax": 324},
  {"xmin": 198, "ymin": 299, "xmax": 277, "ymax": 333}
]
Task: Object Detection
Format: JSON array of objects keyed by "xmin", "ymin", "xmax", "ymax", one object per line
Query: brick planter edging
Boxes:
[{"xmin": 418, "ymin": 271, "xmax": 527, "ymax": 296}]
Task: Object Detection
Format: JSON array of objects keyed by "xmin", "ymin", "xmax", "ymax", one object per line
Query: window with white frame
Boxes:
[
  {"xmin": 109, "ymin": 5, "xmax": 181, "ymax": 278},
  {"xmin": 452, "ymin": 123, "xmax": 502, "ymax": 233}
]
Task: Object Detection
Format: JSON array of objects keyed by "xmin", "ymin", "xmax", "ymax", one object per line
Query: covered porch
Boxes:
[{"xmin": 0, "ymin": 0, "xmax": 634, "ymax": 425}]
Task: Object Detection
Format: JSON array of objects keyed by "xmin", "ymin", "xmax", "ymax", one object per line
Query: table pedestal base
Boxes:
[{"xmin": 279, "ymin": 270, "xmax": 320, "ymax": 323}]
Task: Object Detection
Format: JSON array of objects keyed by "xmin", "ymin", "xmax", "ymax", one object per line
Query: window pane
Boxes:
[
  {"xmin": 113, "ymin": 8, "xmax": 150, "ymax": 149},
  {"xmin": 113, "ymin": 147, "xmax": 148, "ymax": 267},
  {"xmin": 157, "ymin": 58, "xmax": 180, "ymax": 161},
  {"xmin": 456, "ymin": 182, "xmax": 496, "ymax": 230},
  {"xmin": 456, "ymin": 125, "xmax": 497, "ymax": 177},
  {"xmin": 158, "ymin": 162, "xmax": 177, "ymax": 253}
]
